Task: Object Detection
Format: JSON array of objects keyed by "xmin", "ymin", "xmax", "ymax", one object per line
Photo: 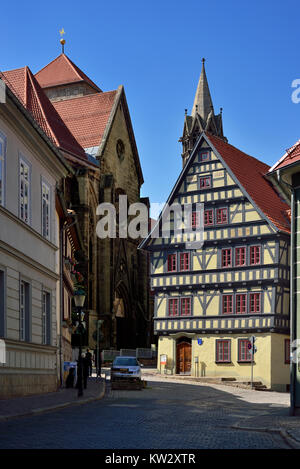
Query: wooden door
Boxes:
[{"xmin": 176, "ymin": 342, "xmax": 191, "ymax": 374}]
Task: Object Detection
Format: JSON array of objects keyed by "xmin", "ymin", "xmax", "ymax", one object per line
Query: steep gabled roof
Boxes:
[
  {"xmin": 140, "ymin": 132, "xmax": 290, "ymax": 250},
  {"xmin": 35, "ymin": 53, "xmax": 102, "ymax": 92},
  {"xmin": 1, "ymin": 66, "xmax": 87, "ymax": 161},
  {"xmin": 206, "ymin": 133, "xmax": 290, "ymax": 234},
  {"xmin": 53, "ymin": 90, "xmax": 117, "ymax": 148},
  {"xmin": 268, "ymin": 139, "xmax": 300, "ymax": 173},
  {"xmin": 53, "ymin": 85, "xmax": 144, "ymax": 184},
  {"xmin": 52, "ymin": 89, "xmax": 117, "ymax": 149}
]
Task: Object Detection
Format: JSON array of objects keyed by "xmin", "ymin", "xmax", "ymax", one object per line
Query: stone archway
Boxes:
[{"xmin": 113, "ymin": 282, "xmax": 135, "ymax": 350}]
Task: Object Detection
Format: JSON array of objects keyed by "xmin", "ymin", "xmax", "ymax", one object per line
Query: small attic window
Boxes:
[{"xmin": 199, "ymin": 151, "xmax": 210, "ymax": 162}]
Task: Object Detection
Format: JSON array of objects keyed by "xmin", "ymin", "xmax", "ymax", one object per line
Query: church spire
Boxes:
[
  {"xmin": 179, "ymin": 59, "xmax": 227, "ymax": 167},
  {"xmin": 191, "ymin": 58, "xmax": 214, "ymax": 120}
]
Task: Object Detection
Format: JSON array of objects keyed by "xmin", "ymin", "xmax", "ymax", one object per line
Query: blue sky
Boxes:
[{"xmin": 1, "ymin": 0, "xmax": 300, "ymax": 214}]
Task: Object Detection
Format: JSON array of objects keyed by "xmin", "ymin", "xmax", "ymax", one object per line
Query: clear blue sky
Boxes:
[{"xmin": 1, "ymin": 0, "xmax": 300, "ymax": 214}]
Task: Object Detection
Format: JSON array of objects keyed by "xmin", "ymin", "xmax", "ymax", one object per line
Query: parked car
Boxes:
[{"xmin": 110, "ymin": 356, "xmax": 142, "ymax": 383}]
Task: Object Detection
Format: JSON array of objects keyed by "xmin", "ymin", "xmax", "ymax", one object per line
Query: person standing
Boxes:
[{"xmin": 85, "ymin": 349, "xmax": 93, "ymax": 376}]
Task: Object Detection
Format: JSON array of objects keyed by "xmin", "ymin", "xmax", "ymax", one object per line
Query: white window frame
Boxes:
[
  {"xmin": 19, "ymin": 156, "xmax": 31, "ymax": 225},
  {"xmin": 20, "ymin": 280, "xmax": 26, "ymax": 341},
  {"xmin": 0, "ymin": 131, "xmax": 6, "ymax": 207},
  {"xmin": 42, "ymin": 290, "xmax": 51, "ymax": 345},
  {"xmin": 41, "ymin": 180, "xmax": 51, "ymax": 240},
  {"xmin": 20, "ymin": 279, "xmax": 31, "ymax": 342}
]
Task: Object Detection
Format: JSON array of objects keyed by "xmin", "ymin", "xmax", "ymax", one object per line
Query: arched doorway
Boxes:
[
  {"xmin": 113, "ymin": 283, "xmax": 135, "ymax": 350},
  {"xmin": 176, "ymin": 338, "xmax": 192, "ymax": 375}
]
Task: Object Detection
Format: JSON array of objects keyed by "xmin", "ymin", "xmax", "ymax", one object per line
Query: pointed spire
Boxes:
[{"xmin": 191, "ymin": 58, "xmax": 214, "ymax": 120}]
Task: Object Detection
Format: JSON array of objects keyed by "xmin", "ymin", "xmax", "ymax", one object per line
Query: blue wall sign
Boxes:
[{"xmin": 198, "ymin": 339, "xmax": 203, "ymax": 345}]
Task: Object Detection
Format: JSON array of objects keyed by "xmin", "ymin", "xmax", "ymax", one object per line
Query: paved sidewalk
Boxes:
[
  {"xmin": 142, "ymin": 368, "xmax": 300, "ymax": 449},
  {"xmin": 232, "ymin": 412, "xmax": 300, "ymax": 448},
  {"xmin": 0, "ymin": 376, "xmax": 106, "ymax": 421}
]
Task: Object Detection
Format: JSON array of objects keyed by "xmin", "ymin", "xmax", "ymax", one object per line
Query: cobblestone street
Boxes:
[{"xmin": 0, "ymin": 377, "xmax": 294, "ymax": 449}]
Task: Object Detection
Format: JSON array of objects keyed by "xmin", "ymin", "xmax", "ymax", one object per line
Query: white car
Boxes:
[{"xmin": 110, "ymin": 356, "xmax": 142, "ymax": 383}]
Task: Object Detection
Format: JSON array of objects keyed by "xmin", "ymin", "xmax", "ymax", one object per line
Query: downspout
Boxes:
[{"xmin": 277, "ymin": 170, "xmax": 295, "ymax": 415}]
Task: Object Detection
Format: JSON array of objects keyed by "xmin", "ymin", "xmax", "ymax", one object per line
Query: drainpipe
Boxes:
[{"xmin": 277, "ymin": 170, "xmax": 295, "ymax": 415}]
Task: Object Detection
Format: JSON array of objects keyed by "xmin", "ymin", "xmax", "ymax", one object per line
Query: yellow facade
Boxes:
[
  {"xmin": 158, "ymin": 333, "xmax": 289, "ymax": 391},
  {"xmin": 145, "ymin": 135, "xmax": 290, "ymax": 391}
]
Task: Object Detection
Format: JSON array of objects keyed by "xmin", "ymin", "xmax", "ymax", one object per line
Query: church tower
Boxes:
[{"xmin": 179, "ymin": 59, "xmax": 226, "ymax": 166}]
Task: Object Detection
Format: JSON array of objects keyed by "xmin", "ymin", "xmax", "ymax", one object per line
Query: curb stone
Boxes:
[
  {"xmin": 0, "ymin": 379, "xmax": 106, "ymax": 422},
  {"xmin": 231, "ymin": 422, "xmax": 300, "ymax": 449}
]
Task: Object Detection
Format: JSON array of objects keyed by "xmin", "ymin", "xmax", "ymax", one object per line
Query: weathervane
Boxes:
[{"xmin": 59, "ymin": 28, "xmax": 66, "ymax": 53}]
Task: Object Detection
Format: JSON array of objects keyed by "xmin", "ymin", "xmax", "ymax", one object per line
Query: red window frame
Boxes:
[
  {"xmin": 235, "ymin": 247, "xmax": 246, "ymax": 267},
  {"xmin": 191, "ymin": 211, "xmax": 200, "ymax": 229},
  {"xmin": 221, "ymin": 248, "xmax": 232, "ymax": 268},
  {"xmin": 216, "ymin": 340, "xmax": 231, "ymax": 363},
  {"xmin": 181, "ymin": 297, "xmax": 191, "ymax": 316},
  {"xmin": 216, "ymin": 208, "xmax": 228, "ymax": 224},
  {"xmin": 167, "ymin": 254, "xmax": 177, "ymax": 272},
  {"xmin": 199, "ymin": 151, "xmax": 210, "ymax": 162},
  {"xmin": 249, "ymin": 292, "xmax": 261, "ymax": 313},
  {"xmin": 285, "ymin": 339, "xmax": 290, "ymax": 364},
  {"xmin": 222, "ymin": 295, "xmax": 233, "ymax": 314},
  {"xmin": 250, "ymin": 245, "xmax": 261, "ymax": 265},
  {"xmin": 168, "ymin": 299, "xmax": 179, "ymax": 316},
  {"xmin": 236, "ymin": 294, "xmax": 247, "ymax": 314},
  {"xmin": 204, "ymin": 209, "xmax": 214, "ymax": 226},
  {"xmin": 238, "ymin": 339, "xmax": 252, "ymax": 362},
  {"xmin": 180, "ymin": 252, "xmax": 190, "ymax": 271},
  {"xmin": 199, "ymin": 175, "xmax": 211, "ymax": 189}
]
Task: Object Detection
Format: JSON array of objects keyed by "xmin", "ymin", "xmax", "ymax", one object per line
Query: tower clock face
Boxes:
[{"xmin": 116, "ymin": 139, "xmax": 125, "ymax": 161}]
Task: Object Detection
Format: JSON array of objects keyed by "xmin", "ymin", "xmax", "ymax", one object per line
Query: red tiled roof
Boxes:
[
  {"xmin": 52, "ymin": 90, "xmax": 117, "ymax": 148},
  {"xmin": 268, "ymin": 139, "xmax": 300, "ymax": 172},
  {"xmin": 206, "ymin": 133, "xmax": 290, "ymax": 234},
  {"xmin": 35, "ymin": 54, "xmax": 102, "ymax": 92},
  {"xmin": 1, "ymin": 66, "xmax": 87, "ymax": 161}
]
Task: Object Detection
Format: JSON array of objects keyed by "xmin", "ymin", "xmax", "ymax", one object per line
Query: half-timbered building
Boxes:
[{"xmin": 140, "ymin": 60, "xmax": 291, "ymax": 391}]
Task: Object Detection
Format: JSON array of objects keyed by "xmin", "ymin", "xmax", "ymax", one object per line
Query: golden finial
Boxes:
[{"xmin": 59, "ymin": 28, "xmax": 66, "ymax": 53}]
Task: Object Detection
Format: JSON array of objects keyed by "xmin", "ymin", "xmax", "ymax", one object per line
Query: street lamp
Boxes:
[{"xmin": 74, "ymin": 292, "xmax": 86, "ymax": 397}]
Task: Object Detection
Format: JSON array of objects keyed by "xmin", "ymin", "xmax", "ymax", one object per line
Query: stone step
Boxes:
[{"xmin": 254, "ymin": 385, "xmax": 269, "ymax": 391}]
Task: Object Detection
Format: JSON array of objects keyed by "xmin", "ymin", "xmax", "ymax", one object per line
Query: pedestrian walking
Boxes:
[{"xmin": 85, "ymin": 348, "xmax": 93, "ymax": 376}]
